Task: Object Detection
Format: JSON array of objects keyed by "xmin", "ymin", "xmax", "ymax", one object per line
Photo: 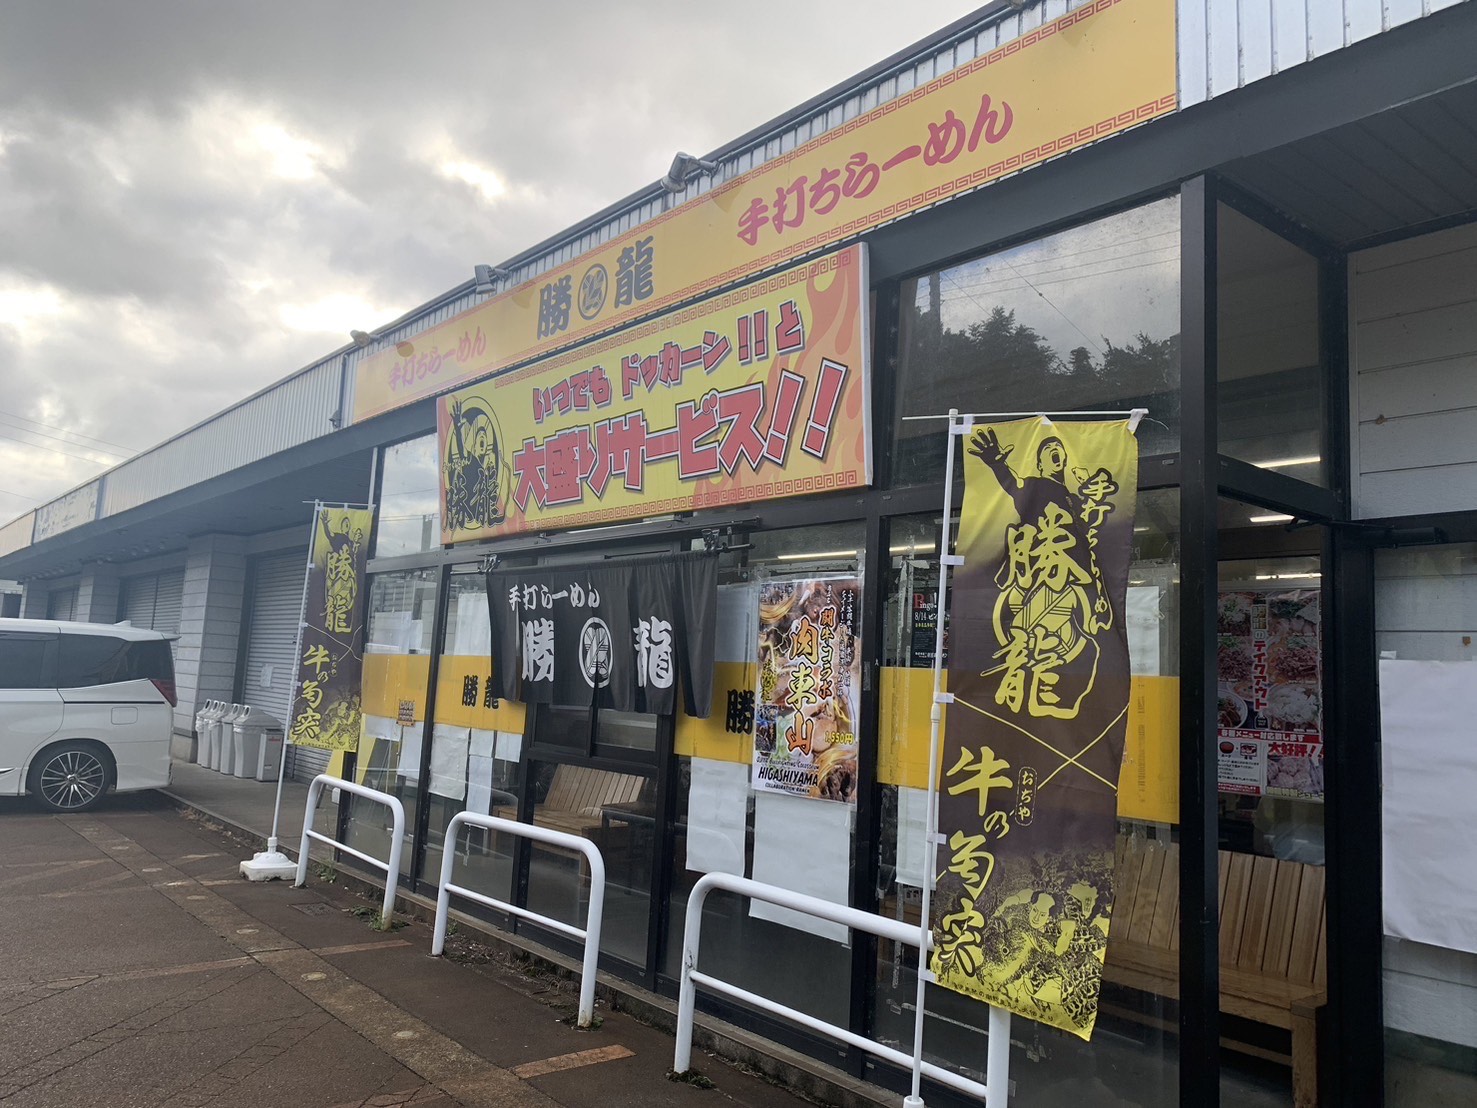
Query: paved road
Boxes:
[{"xmin": 0, "ymin": 794, "xmax": 821, "ymax": 1108}]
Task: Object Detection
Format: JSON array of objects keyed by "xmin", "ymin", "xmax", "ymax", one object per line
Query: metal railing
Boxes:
[
  {"xmin": 431, "ymin": 812, "xmax": 607, "ymax": 1028},
  {"xmin": 674, "ymin": 872, "xmax": 1010, "ymax": 1107},
  {"xmin": 295, "ymin": 775, "xmax": 404, "ymax": 924}
]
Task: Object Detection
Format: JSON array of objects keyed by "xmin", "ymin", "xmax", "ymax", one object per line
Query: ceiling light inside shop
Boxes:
[
  {"xmin": 1248, "ymin": 513, "xmax": 1296, "ymax": 524},
  {"xmin": 1255, "ymin": 571, "xmax": 1322, "ymax": 581},
  {"xmin": 775, "ymin": 549, "xmax": 860, "ymax": 561},
  {"xmin": 1255, "ymin": 455, "xmax": 1321, "ymax": 468},
  {"xmin": 889, "ymin": 543, "xmax": 936, "ymax": 555}
]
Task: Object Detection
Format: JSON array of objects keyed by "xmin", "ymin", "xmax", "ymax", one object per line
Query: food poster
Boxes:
[
  {"xmin": 1215, "ymin": 588, "xmax": 1324, "ymax": 801},
  {"xmin": 752, "ymin": 578, "xmax": 862, "ymax": 804}
]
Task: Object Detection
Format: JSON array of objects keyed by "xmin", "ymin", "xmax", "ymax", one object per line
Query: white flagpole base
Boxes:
[{"xmin": 240, "ymin": 849, "xmax": 298, "ymax": 881}]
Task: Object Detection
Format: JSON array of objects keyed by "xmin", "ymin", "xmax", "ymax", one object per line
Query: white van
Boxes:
[{"xmin": 0, "ymin": 618, "xmax": 176, "ymax": 812}]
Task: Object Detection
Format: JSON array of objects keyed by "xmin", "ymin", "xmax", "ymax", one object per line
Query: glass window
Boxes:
[
  {"xmin": 1375, "ymin": 543, "xmax": 1477, "ymax": 1104},
  {"xmin": 1218, "ymin": 205, "xmax": 1326, "ymax": 485},
  {"xmin": 324, "ymin": 569, "xmax": 439, "ymax": 881},
  {"xmin": 665, "ymin": 521, "xmax": 865, "ymax": 1031},
  {"xmin": 424, "ymin": 566, "xmax": 526, "ymax": 905},
  {"xmin": 871, "ymin": 493, "xmax": 1181, "ymax": 1103},
  {"xmin": 892, "ymin": 197, "xmax": 1182, "ymax": 486},
  {"xmin": 374, "ymin": 434, "xmax": 442, "ymax": 558},
  {"xmin": 1215, "ymin": 498, "xmax": 1325, "ymax": 1106},
  {"xmin": 0, "ymin": 633, "xmax": 54, "ymax": 689},
  {"xmin": 56, "ymin": 636, "xmax": 173, "ymax": 687}
]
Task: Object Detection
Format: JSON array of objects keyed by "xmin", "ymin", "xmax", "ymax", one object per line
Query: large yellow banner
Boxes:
[
  {"xmin": 351, "ymin": 0, "xmax": 1176, "ymax": 424},
  {"xmin": 436, "ymin": 246, "xmax": 869, "ymax": 542},
  {"xmin": 931, "ymin": 417, "xmax": 1141, "ymax": 1040}
]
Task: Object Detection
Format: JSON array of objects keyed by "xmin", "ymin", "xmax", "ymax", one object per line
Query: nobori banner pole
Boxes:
[
  {"xmin": 905, "ymin": 408, "xmax": 958, "ymax": 1108},
  {"xmin": 904, "ymin": 409, "xmax": 1011, "ymax": 1108},
  {"xmin": 241, "ymin": 503, "xmax": 320, "ymax": 881}
]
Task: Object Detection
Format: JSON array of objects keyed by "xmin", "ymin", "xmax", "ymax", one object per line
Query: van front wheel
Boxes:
[{"xmin": 31, "ymin": 744, "xmax": 110, "ymax": 813}]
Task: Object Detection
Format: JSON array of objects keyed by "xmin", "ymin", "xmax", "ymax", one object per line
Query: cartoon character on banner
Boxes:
[{"xmin": 968, "ymin": 428, "xmax": 1119, "ymax": 721}]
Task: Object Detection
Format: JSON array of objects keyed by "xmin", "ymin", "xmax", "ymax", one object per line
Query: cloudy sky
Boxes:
[{"xmin": 0, "ymin": 0, "xmax": 983, "ymax": 523}]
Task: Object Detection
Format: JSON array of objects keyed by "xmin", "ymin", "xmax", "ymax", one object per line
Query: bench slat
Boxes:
[
  {"xmin": 1235, "ymin": 854, "xmax": 1278, "ymax": 972},
  {"xmin": 1220, "ymin": 851, "xmax": 1253, "ymax": 965},
  {"xmin": 1129, "ymin": 841, "xmax": 1168, "ymax": 946},
  {"xmin": 1262, "ymin": 861, "xmax": 1306, "ymax": 978},
  {"xmin": 1149, "ymin": 843, "xmax": 1178, "ymax": 950},
  {"xmin": 1113, "ymin": 837, "xmax": 1145, "ymax": 935},
  {"xmin": 1288, "ymin": 864, "xmax": 1324, "ymax": 986}
]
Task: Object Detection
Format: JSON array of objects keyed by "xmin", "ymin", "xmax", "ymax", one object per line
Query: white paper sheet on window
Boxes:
[
  {"xmin": 495, "ymin": 730, "xmax": 522, "ymax": 763},
  {"xmin": 750, "ymin": 791, "xmax": 852, "ymax": 944},
  {"xmin": 716, "ymin": 583, "xmax": 757, "ymax": 665},
  {"xmin": 469, "ymin": 728, "xmax": 496, "ymax": 760},
  {"xmin": 362, "ymin": 714, "xmax": 398, "ymax": 742},
  {"xmin": 685, "ymin": 757, "xmax": 748, "ymax": 876},
  {"xmin": 467, "ymin": 754, "xmax": 497, "ymax": 816},
  {"xmin": 1127, "ymin": 585, "xmax": 1161, "ymax": 677},
  {"xmin": 1380, "ymin": 659, "xmax": 1477, "ymax": 955},
  {"xmin": 452, "ymin": 589, "xmax": 492, "ymax": 656},
  {"xmin": 894, "ymin": 786, "xmax": 933, "ymax": 889},
  {"xmin": 396, "ymin": 725, "xmax": 423, "ymax": 783},
  {"xmin": 429, "ymin": 725, "xmax": 470, "ymax": 800}
]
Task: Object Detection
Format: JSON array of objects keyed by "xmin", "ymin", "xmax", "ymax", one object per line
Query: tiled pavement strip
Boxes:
[
  {"xmin": 0, "ymin": 800, "xmax": 833, "ymax": 1108},
  {"xmin": 3, "ymin": 812, "xmax": 555, "ymax": 1108}
]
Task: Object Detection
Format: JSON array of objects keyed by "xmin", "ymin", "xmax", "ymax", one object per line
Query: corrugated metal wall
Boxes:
[
  {"xmin": 1179, "ymin": 0, "xmax": 1467, "ymax": 109},
  {"xmin": 102, "ymin": 357, "xmax": 344, "ymax": 516},
  {"xmin": 1350, "ymin": 220, "xmax": 1477, "ymax": 518}
]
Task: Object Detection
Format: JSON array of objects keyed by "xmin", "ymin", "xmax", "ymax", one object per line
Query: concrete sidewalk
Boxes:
[
  {"xmin": 152, "ymin": 762, "xmax": 891, "ymax": 1108},
  {"xmin": 1, "ymin": 789, "xmax": 874, "ymax": 1108}
]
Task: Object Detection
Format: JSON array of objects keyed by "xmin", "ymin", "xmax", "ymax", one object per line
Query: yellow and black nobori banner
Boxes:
[
  {"xmin": 930, "ymin": 418, "xmax": 1139, "ymax": 1040},
  {"xmin": 288, "ymin": 506, "xmax": 374, "ymax": 752}
]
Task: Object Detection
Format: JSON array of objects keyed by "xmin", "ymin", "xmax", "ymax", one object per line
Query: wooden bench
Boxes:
[
  {"xmin": 1104, "ymin": 834, "xmax": 1327, "ymax": 1108},
  {"xmin": 493, "ymin": 764, "xmax": 645, "ymax": 840}
]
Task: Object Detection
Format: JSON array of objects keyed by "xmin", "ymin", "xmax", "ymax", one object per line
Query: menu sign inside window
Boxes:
[{"xmin": 1216, "ymin": 588, "xmax": 1324, "ymax": 801}]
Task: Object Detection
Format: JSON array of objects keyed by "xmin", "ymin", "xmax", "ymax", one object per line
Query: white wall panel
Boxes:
[
  {"xmin": 1239, "ymin": 0, "xmax": 1276, "ymax": 85},
  {"xmin": 1351, "ymin": 221, "xmax": 1477, "ymax": 518},
  {"xmin": 1270, "ymin": 0, "xmax": 1308, "ymax": 71},
  {"xmin": 1180, "ymin": 0, "xmax": 1449, "ymax": 107},
  {"xmin": 0, "ymin": 512, "xmax": 34, "ymax": 558}
]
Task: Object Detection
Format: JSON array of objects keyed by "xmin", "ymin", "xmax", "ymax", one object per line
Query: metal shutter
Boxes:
[
  {"xmin": 120, "ymin": 569, "xmax": 184, "ymax": 634},
  {"xmin": 47, "ymin": 586, "xmax": 77, "ymax": 621},
  {"xmin": 121, "ymin": 574, "xmax": 158, "ymax": 628},
  {"xmin": 241, "ymin": 550, "xmax": 327, "ymax": 782},
  {"xmin": 152, "ymin": 569, "xmax": 184, "ymax": 635}
]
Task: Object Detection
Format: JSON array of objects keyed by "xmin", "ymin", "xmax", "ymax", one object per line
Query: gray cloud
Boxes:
[{"xmin": 0, "ymin": 0, "xmax": 980, "ymax": 517}]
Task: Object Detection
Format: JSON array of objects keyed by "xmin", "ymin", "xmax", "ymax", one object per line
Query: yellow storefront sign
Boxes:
[
  {"xmin": 351, "ymin": 0, "xmax": 1176, "ymax": 424},
  {"xmin": 437, "ymin": 246, "xmax": 870, "ymax": 542}
]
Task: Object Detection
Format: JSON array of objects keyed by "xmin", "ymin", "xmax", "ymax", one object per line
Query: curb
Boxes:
[{"xmin": 158, "ymin": 787, "xmax": 897, "ymax": 1108}]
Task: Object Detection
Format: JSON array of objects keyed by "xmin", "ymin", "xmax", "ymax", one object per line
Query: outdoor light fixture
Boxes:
[
  {"xmin": 473, "ymin": 264, "xmax": 513, "ymax": 293},
  {"xmin": 349, "ymin": 329, "xmax": 375, "ymax": 347},
  {"xmin": 662, "ymin": 151, "xmax": 719, "ymax": 193}
]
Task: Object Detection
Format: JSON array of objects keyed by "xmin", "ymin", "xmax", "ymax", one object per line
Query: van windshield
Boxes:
[{"xmin": 58, "ymin": 636, "xmax": 175, "ymax": 687}]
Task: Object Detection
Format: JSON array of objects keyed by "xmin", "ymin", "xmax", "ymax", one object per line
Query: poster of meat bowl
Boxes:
[
  {"xmin": 752, "ymin": 578, "xmax": 862, "ymax": 804},
  {"xmin": 1215, "ymin": 588, "xmax": 1324, "ymax": 801}
]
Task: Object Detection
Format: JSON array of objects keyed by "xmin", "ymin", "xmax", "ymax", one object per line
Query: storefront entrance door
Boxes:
[{"xmin": 521, "ymin": 704, "xmax": 667, "ymax": 979}]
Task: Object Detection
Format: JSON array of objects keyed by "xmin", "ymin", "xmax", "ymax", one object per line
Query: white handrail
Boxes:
[
  {"xmin": 674, "ymin": 872, "xmax": 1010, "ymax": 1107},
  {"xmin": 295, "ymin": 774, "xmax": 404, "ymax": 925},
  {"xmin": 431, "ymin": 811, "xmax": 607, "ymax": 1028}
]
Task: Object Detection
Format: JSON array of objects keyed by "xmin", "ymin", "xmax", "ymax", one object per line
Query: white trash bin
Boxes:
[
  {"xmin": 194, "ymin": 700, "xmax": 224, "ymax": 766},
  {"xmin": 204, "ymin": 702, "xmax": 233, "ymax": 769},
  {"xmin": 255, "ymin": 721, "xmax": 285, "ymax": 783},
  {"xmin": 213, "ymin": 704, "xmax": 245, "ymax": 773},
  {"xmin": 231, "ymin": 707, "xmax": 281, "ymax": 779}
]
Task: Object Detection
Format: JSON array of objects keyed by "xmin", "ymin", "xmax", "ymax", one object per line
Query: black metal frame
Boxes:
[{"xmin": 1179, "ymin": 174, "xmax": 1222, "ymax": 1106}]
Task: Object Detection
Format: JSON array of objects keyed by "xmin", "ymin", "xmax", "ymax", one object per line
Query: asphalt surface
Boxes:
[{"xmin": 0, "ymin": 792, "xmax": 823, "ymax": 1108}]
